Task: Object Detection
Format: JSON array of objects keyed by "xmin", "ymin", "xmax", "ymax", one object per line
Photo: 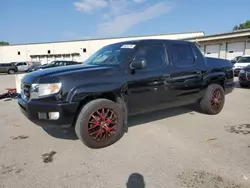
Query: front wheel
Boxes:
[
  {"xmin": 199, "ymin": 84, "xmax": 225, "ymax": 115},
  {"xmin": 75, "ymin": 98, "xmax": 125, "ymax": 149}
]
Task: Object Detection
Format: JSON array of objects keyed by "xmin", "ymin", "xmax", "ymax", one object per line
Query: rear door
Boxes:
[{"xmin": 167, "ymin": 42, "xmax": 205, "ymax": 106}]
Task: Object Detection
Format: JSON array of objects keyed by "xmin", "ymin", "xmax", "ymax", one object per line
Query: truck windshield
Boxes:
[
  {"xmin": 237, "ymin": 57, "xmax": 250, "ymax": 63},
  {"xmin": 85, "ymin": 43, "xmax": 136, "ymax": 65}
]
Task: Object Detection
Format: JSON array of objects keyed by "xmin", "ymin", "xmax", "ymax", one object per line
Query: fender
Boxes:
[
  {"xmin": 68, "ymin": 82, "xmax": 129, "ymax": 132},
  {"xmin": 66, "ymin": 81, "xmax": 127, "ymax": 103},
  {"xmin": 203, "ymin": 71, "xmax": 226, "ymax": 86}
]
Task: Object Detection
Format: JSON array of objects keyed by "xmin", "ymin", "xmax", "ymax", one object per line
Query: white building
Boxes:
[
  {"xmin": 1, "ymin": 29, "xmax": 249, "ymax": 64},
  {"xmin": 188, "ymin": 28, "xmax": 250, "ymax": 60},
  {"xmin": 0, "ymin": 31, "xmax": 204, "ymax": 64}
]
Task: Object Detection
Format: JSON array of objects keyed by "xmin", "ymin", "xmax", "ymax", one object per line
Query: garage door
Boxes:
[
  {"xmin": 63, "ymin": 55, "xmax": 72, "ymax": 60},
  {"xmin": 55, "ymin": 55, "xmax": 63, "ymax": 61},
  {"xmin": 226, "ymin": 42, "xmax": 245, "ymax": 60},
  {"xmin": 47, "ymin": 56, "xmax": 55, "ymax": 63},
  {"xmin": 205, "ymin": 45, "xmax": 220, "ymax": 58},
  {"xmin": 31, "ymin": 56, "xmax": 39, "ymax": 62},
  {"xmin": 39, "ymin": 57, "xmax": 47, "ymax": 65}
]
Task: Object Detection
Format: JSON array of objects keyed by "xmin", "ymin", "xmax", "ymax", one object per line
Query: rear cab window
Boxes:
[
  {"xmin": 170, "ymin": 42, "xmax": 196, "ymax": 67},
  {"xmin": 168, "ymin": 42, "xmax": 207, "ymax": 71}
]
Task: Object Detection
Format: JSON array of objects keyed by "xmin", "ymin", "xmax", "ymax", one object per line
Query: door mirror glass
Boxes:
[{"xmin": 130, "ymin": 59, "xmax": 147, "ymax": 70}]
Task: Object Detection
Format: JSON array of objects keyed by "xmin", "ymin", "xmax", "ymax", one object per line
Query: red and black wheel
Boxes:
[
  {"xmin": 199, "ymin": 84, "xmax": 225, "ymax": 115},
  {"xmin": 75, "ymin": 98, "xmax": 125, "ymax": 149}
]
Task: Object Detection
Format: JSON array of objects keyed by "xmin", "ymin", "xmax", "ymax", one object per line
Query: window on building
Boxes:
[
  {"xmin": 133, "ymin": 44, "xmax": 166, "ymax": 70},
  {"xmin": 171, "ymin": 43, "xmax": 195, "ymax": 67},
  {"xmin": 17, "ymin": 51, "xmax": 21, "ymax": 55},
  {"xmin": 48, "ymin": 50, "xmax": 51, "ymax": 54},
  {"xmin": 83, "ymin": 48, "xmax": 87, "ymax": 53}
]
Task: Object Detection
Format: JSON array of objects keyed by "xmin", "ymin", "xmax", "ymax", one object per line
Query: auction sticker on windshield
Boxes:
[{"xmin": 121, "ymin": 44, "xmax": 136, "ymax": 49}]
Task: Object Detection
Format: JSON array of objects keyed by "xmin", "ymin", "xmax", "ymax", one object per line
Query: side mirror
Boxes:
[{"xmin": 130, "ymin": 59, "xmax": 146, "ymax": 70}]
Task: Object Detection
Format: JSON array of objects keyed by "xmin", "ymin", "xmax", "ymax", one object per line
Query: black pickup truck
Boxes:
[{"xmin": 17, "ymin": 39, "xmax": 235, "ymax": 148}]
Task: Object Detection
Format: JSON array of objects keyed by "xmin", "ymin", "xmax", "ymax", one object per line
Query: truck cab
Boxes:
[{"xmin": 17, "ymin": 39, "xmax": 235, "ymax": 149}]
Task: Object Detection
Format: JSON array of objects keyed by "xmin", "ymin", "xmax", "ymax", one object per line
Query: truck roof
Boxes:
[{"xmin": 106, "ymin": 39, "xmax": 193, "ymax": 47}]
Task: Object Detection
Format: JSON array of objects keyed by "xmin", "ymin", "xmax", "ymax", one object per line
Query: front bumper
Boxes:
[{"xmin": 17, "ymin": 95, "xmax": 78, "ymax": 127}]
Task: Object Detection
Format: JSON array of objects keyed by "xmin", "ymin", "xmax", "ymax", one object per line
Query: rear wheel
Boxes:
[
  {"xmin": 8, "ymin": 69, "xmax": 15, "ymax": 74},
  {"xmin": 199, "ymin": 84, "xmax": 225, "ymax": 115},
  {"xmin": 75, "ymin": 98, "xmax": 125, "ymax": 149}
]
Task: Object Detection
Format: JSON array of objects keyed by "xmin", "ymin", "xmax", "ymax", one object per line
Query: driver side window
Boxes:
[{"xmin": 133, "ymin": 44, "xmax": 166, "ymax": 70}]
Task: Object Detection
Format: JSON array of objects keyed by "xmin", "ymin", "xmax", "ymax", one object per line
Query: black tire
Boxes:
[
  {"xmin": 8, "ymin": 69, "xmax": 15, "ymax": 74},
  {"xmin": 199, "ymin": 84, "xmax": 225, "ymax": 115},
  {"xmin": 75, "ymin": 98, "xmax": 125, "ymax": 149},
  {"xmin": 239, "ymin": 83, "xmax": 249, "ymax": 88}
]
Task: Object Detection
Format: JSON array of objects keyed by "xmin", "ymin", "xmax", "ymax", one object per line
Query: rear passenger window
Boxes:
[
  {"xmin": 171, "ymin": 43, "xmax": 195, "ymax": 67},
  {"xmin": 134, "ymin": 44, "xmax": 166, "ymax": 70}
]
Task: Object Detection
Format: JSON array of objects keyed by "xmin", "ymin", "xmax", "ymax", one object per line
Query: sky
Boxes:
[{"xmin": 0, "ymin": 0, "xmax": 249, "ymax": 44}]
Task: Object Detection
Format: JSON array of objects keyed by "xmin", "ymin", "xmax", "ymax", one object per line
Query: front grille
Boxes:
[
  {"xmin": 246, "ymin": 72, "xmax": 250, "ymax": 81},
  {"xmin": 22, "ymin": 83, "xmax": 31, "ymax": 100}
]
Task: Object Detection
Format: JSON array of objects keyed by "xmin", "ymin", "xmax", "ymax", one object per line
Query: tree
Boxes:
[
  {"xmin": 233, "ymin": 20, "xmax": 250, "ymax": 30},
  {"xmin": 0, "ymin": 41, "xmax": 9, "ymax": 46}
]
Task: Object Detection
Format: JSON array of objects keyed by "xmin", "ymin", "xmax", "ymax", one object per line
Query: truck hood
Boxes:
[{"xmin": 22, "ymin": 64, "xmax": 114, "ymax": 83}]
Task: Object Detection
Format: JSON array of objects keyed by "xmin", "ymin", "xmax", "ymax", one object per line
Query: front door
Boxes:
[{"xmin": 127, "ymin": 43, "xmax": 174, "ymax": 115}]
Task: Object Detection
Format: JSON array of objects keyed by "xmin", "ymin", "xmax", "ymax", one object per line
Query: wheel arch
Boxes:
[
  {"xmin": 208, "ymin": 77, "xmax": 225, "ymax": 90},
  {"xmin": 72, "ymin": 91, "xmax": 128, "ymax": 130},
  {"xmin": 205, "ymin": 72, "xmax": 226, "ymax": 90}
]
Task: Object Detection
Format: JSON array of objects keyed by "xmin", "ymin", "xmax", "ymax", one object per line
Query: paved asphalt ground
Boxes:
[{"xmin": 0, "ymin": 74, "xmax": 250, "ymax": 188}]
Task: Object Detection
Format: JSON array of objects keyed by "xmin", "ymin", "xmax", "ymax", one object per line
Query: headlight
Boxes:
[
  {"xmin": 239, "ymin": 69, "xmax": 246, "ymax": 74},
  {"xmin": 30, "ymin": 83, "xmax": 62, "ymax": 99}
]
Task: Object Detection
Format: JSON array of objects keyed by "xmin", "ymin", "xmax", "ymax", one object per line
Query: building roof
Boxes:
[
  {"xmin": 186, "ymin": 28, "xmax": 250, "ymax": 42},
  {"xmin": 2, "ymin": 31, "xmax": 205, "ymax": 46}
]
